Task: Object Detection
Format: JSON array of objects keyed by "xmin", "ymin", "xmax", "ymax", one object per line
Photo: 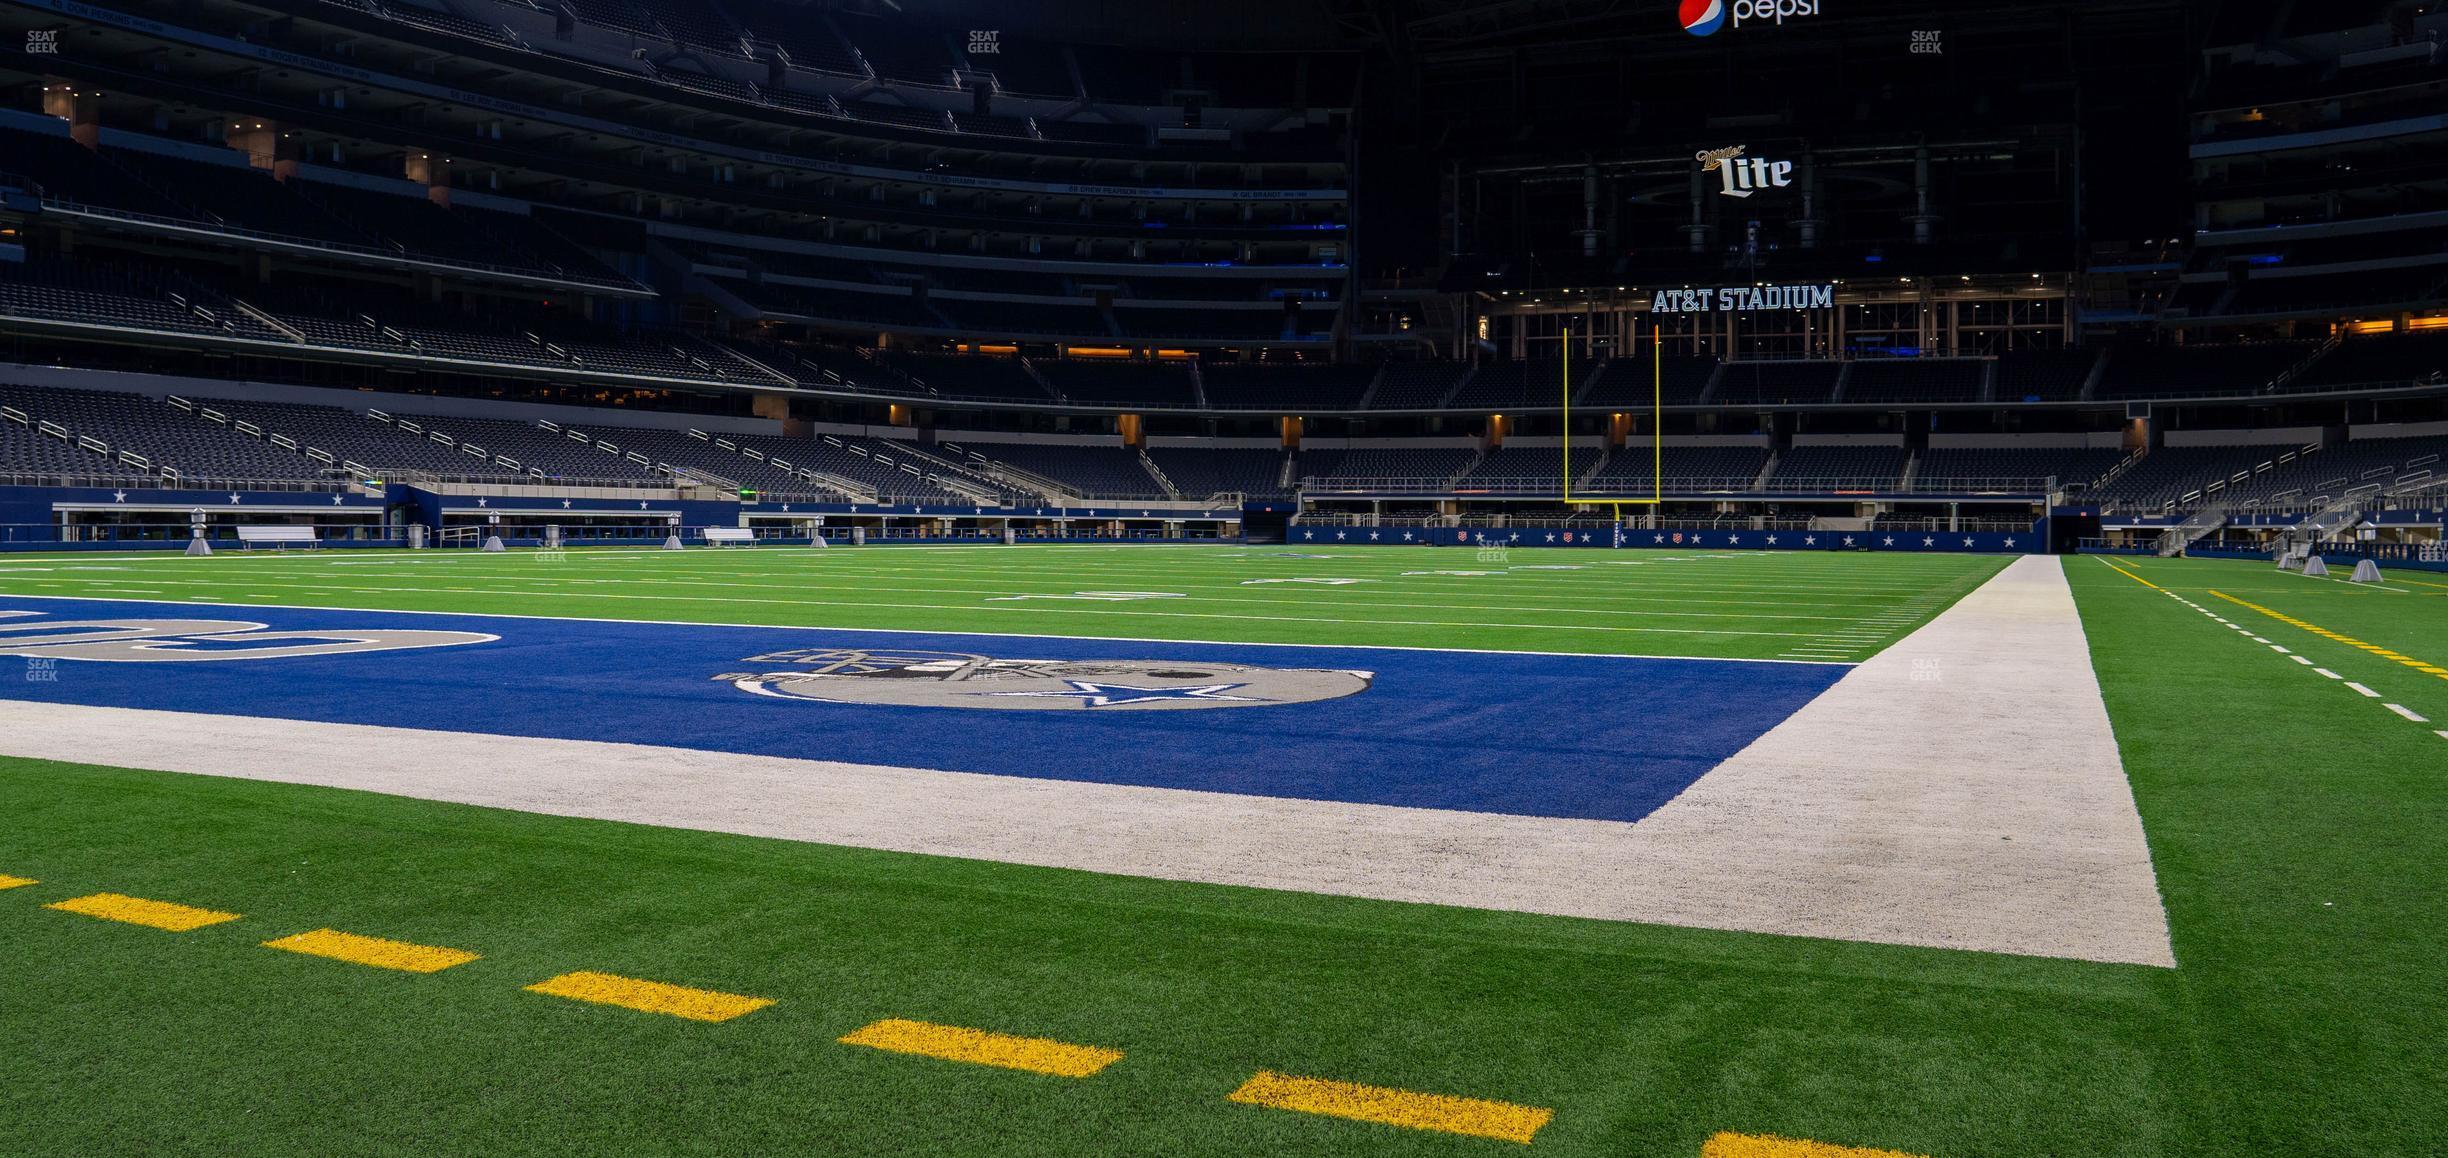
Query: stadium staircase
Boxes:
[
  {"xmin": 2158, "ymin": 500, "xmax": 2237, "ymax": 556},
  {"xmin": 890, "ymin": 442, "xmax": 1052, "ymax": 505},
  {"xmin": 1978, "ymin": 361, "xmax": 2001, "ymax": 403},
  {"xmin": 230, "ymin": 300, "xmax": 308, "ymax": 343},
  {"xmin": 1137, "ymin": 450, "xmax": 1184, "ymax": 500},
  {"xmin": 2091, "ymin": 444, "xmax": 2150, "ymax": 494},
  {"xmin": 1348, "ymin": 364, "xmax": 1389, "ymax": 410},
  {"xmin": 1571, "ymin": 448, "xmax": 1611, "ymax": 489},
  {"xmin": 2078, "ymin": 349, "xmax": 2113, "ymax": 401},
  {"xmin": 1829, "ymin": 363, "xmax": 1856, "ymax": 404},
  {"xmin": 1751, "ymin": 452, "xmax": 1781, "ymax": 490},
  {"xmin": 1186, "ymin": 362, "xmax": 1210, "ymax": 409},
  {"xmin": 2267, "ymin": 491, "xmax": 2370, "ymax": 558},
  {"xmin": 2263, "ymin": 334, "xmax": 2342, "ymax": 395},
  {"xmin": 1696, "ymin": 363, "xmax": 1731, "ymax": 405},
  {"xmin": 925, "ymin": 445, "xmax": 1080, "ymax": 505},
  {"xmin": 1434, "ymin": 367, "xmax": 1475, "ymax": 409},
  {"xmin": 697, "ymin": 432, "xmax": 877, "ymax": 501},
  {"xmin": 717, "ymin": 345, "xmax": 802, "ymax": 387},
  {"xmin": 158, "ymin": 395, "xmax": 364, "ymax": 484}
]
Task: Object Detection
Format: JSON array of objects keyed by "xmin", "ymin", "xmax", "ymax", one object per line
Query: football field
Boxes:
[
  {"xmin": 1, "ymin": 545, "xmax": 2442, "ymax": 1156},
  {"xmin": 0, "ymin": 543, "xmax": 2004, "ymax": 660}
]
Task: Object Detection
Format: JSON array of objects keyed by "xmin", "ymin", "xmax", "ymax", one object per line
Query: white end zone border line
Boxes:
[
  {"xmin": 0, "ymin": 591, "xmax": 1860, "ymax": 667},
  {"xmin": 0, "ymin": 556, "xmax": 2173, "ymax": 966}
]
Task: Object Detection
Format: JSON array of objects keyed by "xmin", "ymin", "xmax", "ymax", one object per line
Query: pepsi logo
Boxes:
[
  {"xmin": 1679, "ymin": 0, "xmax": 1726, "ymax": 36},
  {"xmin": 1682, "ymin": 0, "xmax": 1821, "ymax": 36}
]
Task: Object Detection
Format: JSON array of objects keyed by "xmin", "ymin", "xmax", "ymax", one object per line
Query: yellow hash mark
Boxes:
[
  {"xmin": 0, "ymin": 875, "xmax": 37, "ymax": 890},
  {"xmin": 1227, "ymin": 1070, "xmax": 1554, "ymax": 1145},
  {"xmin": 263, "ymin": 929, "xmax": 479, "ymax": 974},
  {"xmin": 838, "ymin": 1018, "xmax": 1123, "ymax": 1078},
  {"xmin": 2210, "ymin": 591, "xmax": 2448, "ymax": 684},
  {"xmin": 523, "ymin": 971, "xmax": 773, "ymax": 1022},
  {"xmin": 1702, "ymin": 1132, "xmax": 1932, "ymax": 1158},
  {"xmin": 46, "ymin": 893, "xmax": 242, "ymax": 932},
  {"xmin": 2095, "ymin": 558, "xmax": 2164, "ymax": 591}
]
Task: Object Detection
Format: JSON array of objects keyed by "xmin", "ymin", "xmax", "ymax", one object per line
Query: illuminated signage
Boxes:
[{"xmin": 1649, "ymin": 285, "xmax": 1835, "ymax": 314}]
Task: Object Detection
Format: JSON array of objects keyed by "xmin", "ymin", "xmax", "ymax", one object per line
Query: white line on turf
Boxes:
[
  {"xmin": 2346, "ymin": 682, "xmax": 2381, "ymax": 698},
  {"xmin": 2316, "ymin": 669, "xmax": 2342, "ymax": 679},
  {"xmin": 2384, "ymin": 704, "xmax": 2429, "ymax": 723},
  {"xmin": 0, "ymin": 557, "xmax": 2171, "ymax": 967},
  {"xmin": 0, "ymin": 592, "xmax": 1858, "ymax": 665}
]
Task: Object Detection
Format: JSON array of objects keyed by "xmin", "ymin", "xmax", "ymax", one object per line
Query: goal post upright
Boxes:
[{"xmin": 1548, "ymin": 317, "xmax": 1665, "ymax": 514}]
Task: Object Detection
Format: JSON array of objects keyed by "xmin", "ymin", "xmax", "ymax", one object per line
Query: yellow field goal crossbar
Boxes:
[{"xmin": 1540, "ymin": 320, "xmax": 1665, "ymax": 508}]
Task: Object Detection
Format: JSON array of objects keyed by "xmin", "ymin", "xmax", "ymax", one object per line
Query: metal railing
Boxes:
[
  {"xmin": 36, "ymin": 198, "xmax": 647, "ymax": 292},
  {"xmin": 0, "ymin": 469, "xmax": 365, "ymax": 494}
]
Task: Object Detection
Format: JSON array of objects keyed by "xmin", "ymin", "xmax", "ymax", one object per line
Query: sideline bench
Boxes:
[
  {"xmin": 701, "ymin": 526, "xmax": 757, "ymax": 547},
  {"xmin": 235, "ymin": 525, "xmax": 320, "ymax": 551}
]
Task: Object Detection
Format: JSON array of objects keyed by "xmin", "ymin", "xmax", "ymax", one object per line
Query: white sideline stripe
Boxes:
[
  {"xmin": 2316, "ymin": 669, "xmax": 2343, "ymax": 679},
  {"xmin": 2346, "ymin": 682, "xmax": 2381, "ymax": 698},
  {"xmin": 2384, "ymin": 704, "xmax": 2429, "ymax": 723},
  {"xmin": 0, "ymin": 556, "xmax": 2169, "ymax": 967},
  {"xmin": 2292, "ymin": 655, "xmax": 2313, "ymax": 665},
  {"xmin": 0, "ymin": 592, "xmax": 1861, "ymax": 666}
]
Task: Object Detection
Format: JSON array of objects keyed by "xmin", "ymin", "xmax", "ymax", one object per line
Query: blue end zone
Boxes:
[{"xmin": 0, "ymin": 598, "xmax": 1846, "ymax": 823}]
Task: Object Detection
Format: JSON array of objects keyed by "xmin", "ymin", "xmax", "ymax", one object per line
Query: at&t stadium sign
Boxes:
[{"xmin": 1649, "ymin": 285, "xmax": 1836, "ymax": 314}]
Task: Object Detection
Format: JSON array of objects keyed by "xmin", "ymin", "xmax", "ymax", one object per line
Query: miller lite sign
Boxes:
[{"xmin": 1698, "ymin": 145, "xmax": 1793, "ymax": 198}]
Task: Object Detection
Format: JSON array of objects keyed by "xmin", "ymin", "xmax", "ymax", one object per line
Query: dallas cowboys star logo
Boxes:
[{"xmin": 974, "ymin": 681, "xmax": 1261, "ymax": 707}]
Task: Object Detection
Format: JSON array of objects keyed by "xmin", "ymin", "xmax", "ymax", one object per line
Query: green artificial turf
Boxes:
[
  {"xmin": 0, "ymin": 548, "xmax": 2440, "ymax": 1156},
  {"xmin": 0, "ymin": 543, "xmax": 2006, "ymax": 661}
]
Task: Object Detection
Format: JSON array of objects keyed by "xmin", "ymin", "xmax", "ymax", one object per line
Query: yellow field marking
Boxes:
[
  {"xmin": 838, "ymin": 1018, "xmax": 1124, "ymax": 1078},
  {"xmin": 262, "ymin": 929, "xmax": 480, "ymax": 974},
  {"xmin": 1226, "ymin": 1070, "xmax": 1554, "ymax": 1145},
  {"xmin": 0, "ymin": 875, "xmax": 37, "ymax": 890},
  {"xmin": 2095, "ymin": 558, "xmax": 2165, "ymax": 591},
  {"xmin": 2209, "ymin": 591, "xmax": 2448, "ymax": 684},
  {"xmin": 1702, "ymin": 1132, "xmax": 1932, "ymax": 1158},
  {"xmin": 523, "ymin": 971, "xmax": 773, "ymax": 1022},
  {"xmin": 45, "ymin": 892, "xmax": 242, "ymax": 932}
]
